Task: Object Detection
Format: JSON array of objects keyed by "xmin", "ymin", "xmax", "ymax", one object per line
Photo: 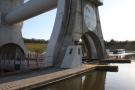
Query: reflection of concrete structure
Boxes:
[
  {"xmin": 35, "ymin": 71, "xmax": 106, "ymax": 90},
  {"xmin": 83, "ymin": 71, "xmax": 106, "ymax": 90},
  {"xmin": 0, "ymin": 0, "xmax": 106, "ymax": 67},
  {"xmin": 42, "ymin": 75, "xmax": 83, "ymax": 90}
]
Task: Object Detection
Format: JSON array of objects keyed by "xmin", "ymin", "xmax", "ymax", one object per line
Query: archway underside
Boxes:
[
  {"xmin": 0, "ymin": 43, "xmax": 25, "ymax": 59},
  {"xmin": 81, "ymin": 32, "xmax": 104, "ymax": 62}
]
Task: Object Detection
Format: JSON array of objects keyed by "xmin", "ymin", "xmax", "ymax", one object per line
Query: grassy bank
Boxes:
[{"xmin": 25, "ymin": 43, "xmax": 48, "ymax": 53}]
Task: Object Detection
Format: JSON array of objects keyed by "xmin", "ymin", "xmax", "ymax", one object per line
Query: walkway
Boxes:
[{"xmin": 0, "ymin": 64, "xmax": 97, "ymax": 90}]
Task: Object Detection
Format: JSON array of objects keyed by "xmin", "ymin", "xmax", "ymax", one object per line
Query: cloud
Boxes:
[{"xmin": 100, "ymin": 0, "xmax": 135, "ymax": 41}]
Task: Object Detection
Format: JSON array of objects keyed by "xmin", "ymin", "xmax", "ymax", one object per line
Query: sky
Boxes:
[
  {"xmin": 22, "ymin": 0, "xmax": 135, "ymax": 41},
  {"xmin": 99, "ymin": 0, "xmax": 135, "ymax": 41},
  {"xmin": 22, "ymin": 9, "xmax": 57, "ymax": 40}
]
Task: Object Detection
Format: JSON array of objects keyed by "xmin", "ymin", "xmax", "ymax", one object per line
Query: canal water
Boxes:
[{"xmin": 34, "ymin": 60, "xmax": 135, "ymax": 90}]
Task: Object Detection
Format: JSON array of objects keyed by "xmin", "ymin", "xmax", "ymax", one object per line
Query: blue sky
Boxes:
[
  {"xmin": 22, "ymin": 9, "xmax": 57, "ymax": 40},
  {"xmin": 22, "ymin": 0, "xmax": 135, "ymax": 41}
]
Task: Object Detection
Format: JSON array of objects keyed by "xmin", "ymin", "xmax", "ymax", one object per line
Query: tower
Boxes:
[{"xmin": 46, "ymin": 0, "xmax": 106, "ymax": 67}]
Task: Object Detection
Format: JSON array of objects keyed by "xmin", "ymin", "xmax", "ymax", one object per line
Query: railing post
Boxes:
[
  {"xmin": 27, "ymin": 53, "xmax": 30, "ymax": 68},
  {"xmin": 36, "ymin": 52, "xmax": 39, "ymax": 68}
]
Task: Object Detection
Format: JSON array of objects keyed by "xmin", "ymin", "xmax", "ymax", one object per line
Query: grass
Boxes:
[{"xmin": 25, "ymin": 43, "xmax": 48, "ymax": 53}]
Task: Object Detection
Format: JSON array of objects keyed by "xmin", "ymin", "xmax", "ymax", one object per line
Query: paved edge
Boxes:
[{"xmin": 0, "ymin": 64, "xmax": 97, "ymax": 90}]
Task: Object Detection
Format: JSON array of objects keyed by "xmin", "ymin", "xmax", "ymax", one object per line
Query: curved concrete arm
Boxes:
[{"xmin": 5, "ymin": 0, "xmax": 58, "ymax": 24}]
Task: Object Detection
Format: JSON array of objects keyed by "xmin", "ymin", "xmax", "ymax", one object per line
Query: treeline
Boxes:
[
  {"xmin": 105, "ymin": 39, "xmax": 135, "ymax": 51},
  {"xmin": 23, "ymin": 38, "xmax": 135, "ymax": 51},
  {"xmin": 23, "ymin": 38, "xmax": 49, "ymax": 44}
]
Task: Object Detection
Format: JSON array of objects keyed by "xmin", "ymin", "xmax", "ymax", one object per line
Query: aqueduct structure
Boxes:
[{"xmin": 0, "ymin": 0, "xmax": 106, "ymax": 68}]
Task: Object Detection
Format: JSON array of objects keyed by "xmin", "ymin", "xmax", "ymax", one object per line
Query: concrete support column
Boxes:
[
  {"xmin": 5, "ymin": 0, "xmax": 57, "ymax": 24},
  {"xmin": 0, "ymin": 0, "xmax": 27, "ymax": 56}
]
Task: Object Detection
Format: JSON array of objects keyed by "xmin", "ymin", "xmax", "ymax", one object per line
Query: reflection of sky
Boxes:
[{"xmin": 105, "ymin": 61, "xmax": 135, "ymax": 90}]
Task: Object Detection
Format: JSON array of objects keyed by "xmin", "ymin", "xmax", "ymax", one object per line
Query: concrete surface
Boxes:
[
  {"xmin": 61, "ymin": 45, "xmax": 82, "ymax": 68},
  {"xmin": 0, "ymin": 64, "xmax": 97, "ymax": 90}
]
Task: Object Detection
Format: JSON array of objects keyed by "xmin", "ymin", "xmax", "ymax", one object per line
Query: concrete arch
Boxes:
[
  {"xmin": 81, "ymin": 33, "xmax": 97, "ymax": 59},
  {"xmin": 86, "ymin": 31, "xmax": 104, "ymax": 59},
  {"xmin": 81, "ymin": 31, "xmax": 104, "ymax": 60},
  {"xmin": 0, "ymin": 43, "xmax": 25, "ymax": 59}
]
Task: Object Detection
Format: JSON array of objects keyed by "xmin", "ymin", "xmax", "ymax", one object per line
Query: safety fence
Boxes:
[{"xmin": 0, "ymin": 53, "xmax": 45, "ymax": 75}]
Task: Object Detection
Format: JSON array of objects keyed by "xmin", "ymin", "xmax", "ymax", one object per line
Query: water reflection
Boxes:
[
  {"xmin": 83, "ymin": 72, "xmax": 106, "ymax": 90},
  {"xmin": 105, "ymin": 61, "xmax": 135, "ymax": 90},
  {"xmin": 33, "ymin": 61, "xmax": 135, "ymax": 90},
  {"xmin": 34, "ymin": 71, "xmax": 106, "ymax": 90}
]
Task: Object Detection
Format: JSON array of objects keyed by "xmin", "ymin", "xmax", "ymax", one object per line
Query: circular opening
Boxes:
[{"xmin": 84, "ymin": 4, "xmax": 97, "ymax": 31}]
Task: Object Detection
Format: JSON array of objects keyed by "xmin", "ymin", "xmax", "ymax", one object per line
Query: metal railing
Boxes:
[{"xmin": 0, "ymin": 53, "xmax": 45, "ymax": 75}]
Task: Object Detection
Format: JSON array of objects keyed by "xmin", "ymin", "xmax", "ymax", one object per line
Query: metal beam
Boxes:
[{"xmin": 5, "ymin": 0, "xmax": 57, "ymax": 24}]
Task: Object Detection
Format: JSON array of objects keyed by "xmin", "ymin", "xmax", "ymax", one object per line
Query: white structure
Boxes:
[
  {"xmin": 61, "ymin": 45, "xmax": 82, "ymax": 68},
  {"xmin": 0, "ymin": 0, "xmax": 106, "ymax": 68}
]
